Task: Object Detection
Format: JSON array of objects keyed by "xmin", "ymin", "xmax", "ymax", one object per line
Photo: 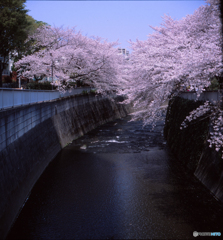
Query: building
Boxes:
[{"xmin": 118, "ymin": 48, "xmax": 130, "ymax": 60}]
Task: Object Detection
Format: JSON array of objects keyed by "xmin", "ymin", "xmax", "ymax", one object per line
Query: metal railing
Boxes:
[
  {"xmin": 0, "ymin": 87, "xmax": 92, "ymax": 110},
  {"xmin": 179, "ymin": 91, "xmax": 222, "ymax": 104}
]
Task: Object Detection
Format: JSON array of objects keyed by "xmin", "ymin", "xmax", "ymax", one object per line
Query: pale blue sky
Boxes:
[{"xmin": 26, "ymin": 1, "xmax": 205, "ymax": 51}]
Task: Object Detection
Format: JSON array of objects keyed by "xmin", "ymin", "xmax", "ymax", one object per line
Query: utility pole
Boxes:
[{"xmin": 51, "ymin": 60, "xmax": 54, "ymax": 90}]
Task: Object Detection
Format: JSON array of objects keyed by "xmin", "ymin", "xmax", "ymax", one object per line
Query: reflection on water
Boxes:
[{"xmin": 7, "ymin": 116, "xmax": 223, "ymax": 239}]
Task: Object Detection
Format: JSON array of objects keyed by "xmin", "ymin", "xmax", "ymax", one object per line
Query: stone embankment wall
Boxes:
[
  {"xmin": 164, "ymin": 97, "xmax": 223, "ymax": 203},
  {"xmin": 0, "ymin": 93, "xmax": 131, "ymax": 239}
]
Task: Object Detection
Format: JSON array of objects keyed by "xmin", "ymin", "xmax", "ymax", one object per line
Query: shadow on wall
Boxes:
[
  {"xmin": 0, "ymin": 93, "xmax": 131, "ymax": 240},
  {"xmin": 164, "ymin": 96, "xmax": 223, "ymax": 203}
]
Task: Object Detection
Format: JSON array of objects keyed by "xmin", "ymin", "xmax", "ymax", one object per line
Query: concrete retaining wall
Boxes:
[
  {"xmin": 0, "ymin": 93, "xmax": 131, "ymax": 239},
  {"xmin": 194, "ymin": 145, "xmax": 223, "ymax": 202},
  {"xmin": 164, "ymin": 96, "xmax": 223, "ymax": 204}
]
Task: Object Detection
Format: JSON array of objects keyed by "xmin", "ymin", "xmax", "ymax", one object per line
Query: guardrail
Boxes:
[
  {"xmin": 179, "ymin": 91, "xmax": 222, "ymax": 104},
  {"xmin": 0, "ymin": 87, "xmax": 92, "ymax": 110}
]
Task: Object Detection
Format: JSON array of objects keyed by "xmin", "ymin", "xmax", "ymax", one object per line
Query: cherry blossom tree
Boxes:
[
  {"xmin": 119, "ymin": 0, "xmax": 223, "ymax": 155},
  {"xmin": 15, "ymin": 25, "xmax": 124, "ymax": 93},
  {"xmin": 120, "ymin": 0, "xmax": 222, "ymax": 119}
]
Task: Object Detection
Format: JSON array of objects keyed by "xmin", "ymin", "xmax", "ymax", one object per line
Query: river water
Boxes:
[{"xmin": 7, "ymin": 116, "xmax": 223, "ymax": 239}]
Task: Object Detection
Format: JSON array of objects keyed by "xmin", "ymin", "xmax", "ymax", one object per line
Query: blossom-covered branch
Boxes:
[
  {"xmin": 119, "ymin": 0, "xmax": 223, "ymax": 156},
  {"xmin": 15, "ymin": 26, "xmax": 125, "ymax": 92},
  {"xmin": 120, "ymin": 0, "xmax": 222, "ymax": 123}
]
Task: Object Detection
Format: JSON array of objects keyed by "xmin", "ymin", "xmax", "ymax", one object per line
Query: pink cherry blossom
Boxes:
[
  {"xmin": 119, "ymin": 0, "xmax": 223, "ymax": 155},
  {"xmin": 16, "ymin": 26, "xmax": 125, "ymax": 93}
]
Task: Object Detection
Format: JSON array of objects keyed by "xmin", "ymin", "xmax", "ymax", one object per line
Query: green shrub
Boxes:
[
  {"xmin": 90, "ymin": 89, "xmax": 97, "ymax": 95},
  {"xmin": 3, "ymin": 76, "xmax": 12, "ymax": 83},
  {"xmin": 82, "ymin": 90, "xmax": 88, "ymax": 95},
  {"xmin": 67, "ymin": 82, "xmax": 77, "ymax": 88},
  {"xmin": 26, "ymin": 81, "xmax": 57, "ymax": 90},
  {"xmin": 206, "ymin": 78, "xmax": 220, "ymax": 90}
]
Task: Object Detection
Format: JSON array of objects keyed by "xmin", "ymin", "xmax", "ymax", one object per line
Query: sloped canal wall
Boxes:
[
  {"xmin": 0, "ymin": 93, "xmax": 131, "ymax": 239},
  {"xmin": 164, "ymin": 96, "xmax": 223, "ymax": 203}
]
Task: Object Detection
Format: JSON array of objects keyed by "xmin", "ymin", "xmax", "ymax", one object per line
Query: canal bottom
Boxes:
[{"xmin": 6, "ymin": 116, "xmax": 223, "ymax": 239}]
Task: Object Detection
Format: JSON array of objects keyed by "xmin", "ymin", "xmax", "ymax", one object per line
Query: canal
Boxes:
[{"xmin": 7, "ymin": 116, "xmax": 223, "ymax": 239}]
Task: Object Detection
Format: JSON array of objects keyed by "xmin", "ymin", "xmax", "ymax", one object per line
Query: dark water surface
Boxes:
[{"xmin": 7, "ymin": 116, "xmax": 223, "ymax": 239}]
